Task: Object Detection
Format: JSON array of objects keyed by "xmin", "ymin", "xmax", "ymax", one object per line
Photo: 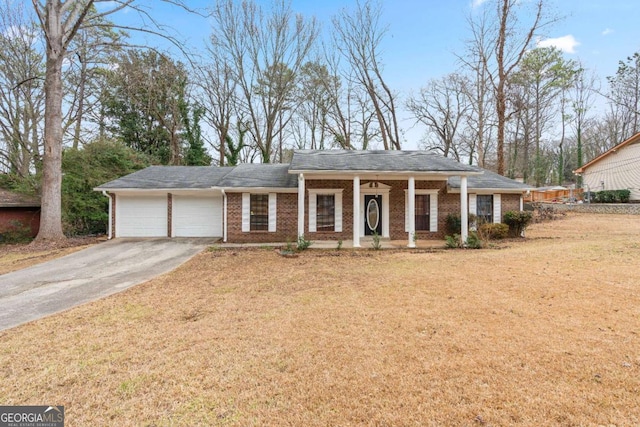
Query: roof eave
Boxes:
[
  {"xmin": 288, "ymin": 169, "xmax": 483, "ymax": 176},
  {"xmin": 94, "ymin": 187, "xmax": 216, "ymax": 192},
  {"xmin": 214, "ymin": 186, "xmax": 298, "ymax": 193},
  {"xmin": 574, "ymin": 131, "xmax": 640, "ymax": 172},
  {"xmin": 447, "ymin": 186, "xmax": 530, "ymax": 194}
]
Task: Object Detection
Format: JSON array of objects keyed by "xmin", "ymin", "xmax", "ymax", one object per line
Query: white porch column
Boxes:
[
  {"xmin": 353, "ymin": 175, "xmax": 361, "ymax": 248},
  {"xmin": 407, "ymin": 176, "xmax": 416, "ymax": 248},
  {"xmin": 298, "ymin": 174, "xmax": 305, "ymax": 238},
  {"xmin": 460, "ymin": 176, "xmax": 468, "ymax": 243}
]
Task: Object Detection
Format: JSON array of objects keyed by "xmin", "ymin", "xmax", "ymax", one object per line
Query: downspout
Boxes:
[
  {"xmin": 221, "ymin": 189, "xmax": 228, "ymax": 243},
  {"xmin": 102, "ymin": 190, "xmax": 112, "ymax": 240}
]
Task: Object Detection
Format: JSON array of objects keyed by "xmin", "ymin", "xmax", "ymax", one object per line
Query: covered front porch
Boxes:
[{"xmin": 296, "ymin": 173, "xmax": 477, "ymax": 248}]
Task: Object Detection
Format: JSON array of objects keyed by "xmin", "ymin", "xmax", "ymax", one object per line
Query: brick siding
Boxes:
[
  {"xmin": 226, "ymin": 192, "xmax": 299, "ymax": 243},
  {"xmin": 167, "ymin": 193, "xmax": 173, "ymax": 237},
  {"xmin": 110, "ymin": 193, "xmax": 116, "ymax": 238},
  {"xmin": 225, "ymin": 180, "xmax": 524, "ymax": 243}
]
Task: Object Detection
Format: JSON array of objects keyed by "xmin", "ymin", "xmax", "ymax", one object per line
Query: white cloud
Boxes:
[
  {"xmin": 471, "ymin": 0, "xmax": 488, "ymax": 9},
  {"xmin": 602, "ymin": 28, "xmax": 614, "ymax": 36},
  {"xmin": 536, "ymin": 35, "xmax": 580, "ymax": 54}
]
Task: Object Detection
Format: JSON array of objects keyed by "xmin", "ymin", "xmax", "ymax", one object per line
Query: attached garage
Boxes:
[
  {"xmin": 116, "ymin": 194, "xmax": 167, "ymax": 237},
  {"xmin": 172, "ymin": 194, "xmax": 222, "ymax": 237}
]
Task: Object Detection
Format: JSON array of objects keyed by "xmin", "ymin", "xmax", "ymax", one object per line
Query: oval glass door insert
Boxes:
[{"xmin": 367, "ymin": 198, "xmax": 380, "ymax": 231}]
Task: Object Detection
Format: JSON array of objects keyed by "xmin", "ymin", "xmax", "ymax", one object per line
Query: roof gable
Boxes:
[{"xmin": 574, "ymin": 131, "xmax": 640, "ymax": 173}]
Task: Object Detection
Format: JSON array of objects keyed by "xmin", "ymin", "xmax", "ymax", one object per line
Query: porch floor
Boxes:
[{"xmin": 218, "ymin": 237, "xmax": 446, "ymax": 250}]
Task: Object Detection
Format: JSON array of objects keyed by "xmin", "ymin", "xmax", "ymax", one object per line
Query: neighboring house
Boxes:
[
  {"xmin": 574, "ymin": 131, "xmax": 640, "ymax": 202},
  {"xmin": 95, "ymin": 150, "xmax": 531, "ymax": 247},
  {"xmin": 0, "ymin": 188, "xmax": 41, "ymax": 237}
]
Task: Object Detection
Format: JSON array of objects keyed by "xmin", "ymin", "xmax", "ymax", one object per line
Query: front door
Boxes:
[{"xmin": 364, "ymin": 194, "xmax": 382, "ymax": 235}]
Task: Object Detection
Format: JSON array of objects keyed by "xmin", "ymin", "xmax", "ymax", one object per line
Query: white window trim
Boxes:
[
  {"xmin": 308, "ymin": 189, "xmax": 343, "ymax": 233},
  {"xmin": 404, "ymin": 189, "xmax": 439, "ymax": 232},
  {"xmin": 470, "ymin": 192, "xmax": 504, "ymax": 223},
  {"xmin": 241, "ymin": 192, "xmax": 277, "ymax": 233}
]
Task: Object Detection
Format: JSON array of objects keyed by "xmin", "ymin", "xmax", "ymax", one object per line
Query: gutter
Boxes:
[
  {"xmin": 221, "ymin": 189, "xmax": 227, "ymax": 243},
  {"xmin": 101, "ymin": 191, "xmax": 112, "ymax": 240}
]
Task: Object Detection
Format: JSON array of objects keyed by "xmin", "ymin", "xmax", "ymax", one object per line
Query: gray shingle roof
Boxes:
[
  {"xmin": 0, "ymin": 188, "xmax": 40, "ymax": 207},
  {"xmin": 289, "ymin": 150, "xmax": 482, "ymax": 173},
  {"xmin": 95, "ymin": 164, "xmax": 297, "ymax": 190},
  {"xmin": 95, "ymin": 153, "xmax": 528, "ymax": 192},
  {"xmin": 95, "ymin": 166, "xmax": 234, "ymax": 189},
  {"xmin": 216, "ymin": 164, "xmax": 297, "ymax": 188},
  {"xmin": 448, "ymin": 168, "xmax": 533, "ymax": 191}
]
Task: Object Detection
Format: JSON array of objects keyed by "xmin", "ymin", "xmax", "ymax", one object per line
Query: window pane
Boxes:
[
  {"xmin": 316, "ymin": 194, "xmax": 335, "ymax": 231},
  {"xmin": 476, "ymin": 195, "xmax": 493, "ymax": 224},
  {"xmin": 250, "ymin": 194, "xmax": 269, "ymax": 231},
  {"xmin": 415, "ymin": 194, "xmax": 430, "ymax": 231}
]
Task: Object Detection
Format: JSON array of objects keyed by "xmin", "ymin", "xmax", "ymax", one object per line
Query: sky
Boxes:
[{"xmin": 105, "ymin": 0, "xmax": 640, "ymax": 147}]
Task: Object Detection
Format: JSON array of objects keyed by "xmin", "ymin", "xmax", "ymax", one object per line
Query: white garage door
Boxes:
[
  {"xmin": 172, "ymin": 195, "xmax": 223, "ymax": 237},
  {"xmin": 116, "ymin": 195, "xmax": 167, "ymax": 237}
]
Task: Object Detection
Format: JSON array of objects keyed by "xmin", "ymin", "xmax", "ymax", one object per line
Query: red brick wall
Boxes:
[
  {"xmin": 224, "ymin": 182, "xmax": 524, "ymax": 243},
  {"xmin": 502, "ymin": 194, "xmax": 521, "ymax": 215},
  {"xmin": 0, "ymin": 208, "xmax": 41, "ymax": 237},
  {"xmin": 167, "ymin": 193, "xmax": 173, "ymax": 237},
  {"xmin": 110, "ymin": 194, "xmax": 116, "ymax": 238},
  {"xmin": 226, "ymin": 192, "xmax": 299, "ymax": 243},
  {"xmin": 305, "ymin": 179, "xmax": 354, "ymax": 241}
]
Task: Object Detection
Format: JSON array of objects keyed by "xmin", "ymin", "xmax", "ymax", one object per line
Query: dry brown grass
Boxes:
[
  {"xmin": 0, "ymin": 237, "xmax": 100, "ymax": 275},
  {"xmin": 1, "ymin": 213, "xmax": 639, "ymax": 426}
]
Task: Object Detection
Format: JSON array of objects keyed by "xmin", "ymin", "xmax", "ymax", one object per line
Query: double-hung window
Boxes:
[
  {"xmin": 250, "ymin": 194, "xmax": 269, "ymax": 231},
  {"xmin": 476, "ymin": 195, "xmax": 493, "ymax": 224},
  {"xmin": 242, "ymin": 193, "xmax": 276, "ymax": 232},
  {"xmin": 309, "ymin": 189, "xmax": 343, "ymax": 233},
  {"xmin": 415, "ymin": 194, "xmax": 430, "ymax": 231},
  {"xmin": 316, "ymin": 194, "xmax": 336, "ymax": 231}
]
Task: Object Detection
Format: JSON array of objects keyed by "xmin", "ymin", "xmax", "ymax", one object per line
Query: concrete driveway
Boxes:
[{"xmin": 0, "ymin": 238, "xmax": 216, "ymax": 331}]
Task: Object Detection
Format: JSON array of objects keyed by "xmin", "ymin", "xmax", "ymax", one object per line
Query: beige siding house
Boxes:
[{"xmin": 574, "ymin": 132, "xmax": 640, "ymax": 201}]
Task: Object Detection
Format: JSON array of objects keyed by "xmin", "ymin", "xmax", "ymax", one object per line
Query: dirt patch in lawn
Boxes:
[
  {"xmin": 1, "ymin": 213, "xmax": 639, "ymax": 426},
  {"xmin": 0, "ymin": 237, "xmax": 102, "ymax": 275}
]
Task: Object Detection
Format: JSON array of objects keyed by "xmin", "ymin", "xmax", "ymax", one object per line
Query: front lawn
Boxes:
[{"xmin": 1, "ymin": 213, "xmax": 638, "ymax": 426}]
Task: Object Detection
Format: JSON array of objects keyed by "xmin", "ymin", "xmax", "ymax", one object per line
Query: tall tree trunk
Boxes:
[{"xmin": 37, "ymin": 37, "xmax": 66, "ymax": 241}]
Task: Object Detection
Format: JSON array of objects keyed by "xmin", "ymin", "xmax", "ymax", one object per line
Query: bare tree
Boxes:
[
  {"xmin": 571, "ymin": 66, "xmax": 597, "ymax": 187},
  {"xmin": 467, "ymin": 0, "xmax": 554, "ymax": 175},
  {"xmin": 606, "ymin": 52, "xmax": 640, "ymax": 141},
  {"xmin": 406, "ymin": 73, "xmax": 471, "ymax": 161},
  {"xmin": 0, "ymin": 2, "xmax": 45, "ymax": 178},
  {"xmin": 209, "ymin": 0, "xmax": 318, "ymax": 163},
  {"xmin": 196, "ymin": 54, "xmax": 236, "ymax": 166},
  {"xmin": 31, "ymin": 0, "xmax": 197, "ymax": 241},
  {"xmin": 458, "ymin": 9, "xmax": 496, "ymax": 167},
  {"xmin": 332, "ymin": 0, "xmax": 401, "ymax": 150},
  {"xmin": 510, "ymin": 46, "xmax": 577, "ymax": 186},
  {"xmin": 292, "ymin": 61, "xmax": 335, "ymax": 150},
  {"xmin": 63, "ymin": 14, "xmax": 125, "ymax": 149}
]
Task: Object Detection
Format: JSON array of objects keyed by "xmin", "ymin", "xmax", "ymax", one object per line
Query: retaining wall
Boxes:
[{"xmin": 538, "ymin": 202, "xmax": 640, "ymax": 215}]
